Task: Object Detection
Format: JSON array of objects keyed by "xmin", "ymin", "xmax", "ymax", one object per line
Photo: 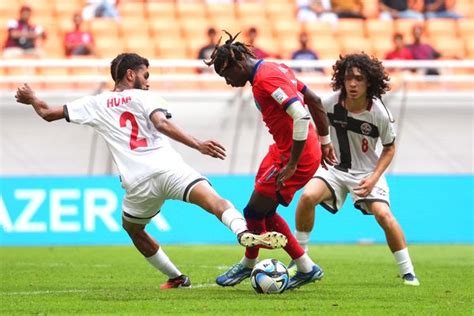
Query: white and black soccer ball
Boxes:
[{"xmin": 250, "ymin": 259, "xmax": 289, "ymax": 294}]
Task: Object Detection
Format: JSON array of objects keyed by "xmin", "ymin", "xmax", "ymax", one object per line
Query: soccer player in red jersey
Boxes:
[{"xmin": 205, "ymin": 31, "xmax": 337, "ymax": 290}]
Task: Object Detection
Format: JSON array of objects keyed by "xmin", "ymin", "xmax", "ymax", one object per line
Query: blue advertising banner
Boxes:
[{"xmin": 0, "ymin": 175, "xmax": 472, "ymax": 245}]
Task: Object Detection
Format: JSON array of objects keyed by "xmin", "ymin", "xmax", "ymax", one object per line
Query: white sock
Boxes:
[
  {"xmin": 221, "ymin": 207, "xmax": 247, "ymax": 235},
  {"xmin": 240, "ymin": 256, "xmax": 258, "ymax": 268},
  {"xmin": 146, "ymin": 247, "xmax": 182, "ymax": 279},
  {"xmin": 294, "ymin": 253, "xmax": 315, "ymax": 273},
  {"xmin": 393, "ymin": 248, "xmax": 415, "ymax": 276},
  {"xmin": 295, "ymin": 230, "xmax": 310, "ymax": 253}
]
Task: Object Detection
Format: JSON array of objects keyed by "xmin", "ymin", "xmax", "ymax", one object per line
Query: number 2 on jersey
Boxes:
[
  {"xmin": 361, "ymin": 138, "xmax": 369, "ymax": 153},
  {"xmin": 119, "ymin": 112, "xmax": 148, "ymax": 150}
]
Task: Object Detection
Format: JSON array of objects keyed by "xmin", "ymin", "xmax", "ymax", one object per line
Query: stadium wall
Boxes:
[{"xmin": 1, "ymin": 175, "xmax": 472, "ymax": 245}]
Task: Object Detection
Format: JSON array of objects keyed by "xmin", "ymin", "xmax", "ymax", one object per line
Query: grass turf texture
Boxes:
[{"xmin": 1, "ymin": 245, "xmax": 472, "ymax": 315}]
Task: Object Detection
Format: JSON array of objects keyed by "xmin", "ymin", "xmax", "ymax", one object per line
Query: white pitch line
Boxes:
[
  {"xmin": 190, "ymin": 283, "xmax": 219, "ymax": 289},
  {"xmin": 0, "ymin": 289, "xmax": 88, "ymax": 296}
]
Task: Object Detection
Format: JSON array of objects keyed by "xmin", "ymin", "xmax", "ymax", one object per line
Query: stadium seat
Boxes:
[
  {"xmin": 394, "ymin": 19, "xmax": 421, "ymax": 42},
  {"xmin": 206, "ymin": 3, "xmax": 236, "ymax": 20},
  {"xmin": 156, "ymin": 39, "xmax": 188, "ymax": 59},
  {"xmin": 180, "ymin": 17, "xmax": 212, "ymax": 39},
  {"xmin": 89, "ymin": 18, "xmax": 120, "ymax": 39},
  {"xmin": 94, "ymin": 36, "xmax": 124, "ymax": 58},
  {"xmin": 336, "ymin": 19, "xmax": 366, "ymax": 38},
  {"xmin": 455, "ymin": 0, "xmax": 474, "ymax": 18},
  {"xmin": 431, "ymin": 35, "xmax": 465, "ymax": 59},
  {"xmin": 118, "ymin": 2, "xmax": 145, "ymax": 19},
  {"xmin": 362, "ymin": 0, "xmax": 380, "ymax": 18},
  {"xmin": 340, "ymin": 36, "xmax": 373, "ymax": 55},
  {"xmin": 465, "ymin": 38, "xmax": 474, "ymax": 58},
  {"xmin": 209, "ymin": 18, "xmax": 241, "ymax": 36},
  {"xmin": 273, "ymin": 21, "xmax": 303, "ymax": 42},
  {"xmin": 146, "ymin": 2, "xmax": 176, "ymax": 19},
  {"xmin": 124, "ymin": 36, "xmax": 157, "ymax": 59},
  {"xmin": 371, "ymin": 37, "xmax": 393, "ymax": 59},
  {"xmin": 236, "ymin": 3, "xmax": 265, "ymax": 22},
  {"xmin": 303, "ymin": 21, "xmax": 335, "ymax": 36},
  {"xmin": 37, "ymin": 66, "xmax": 72, "ymax": 90},
  {"xmin": 309, "ymin": 35, "xmax": 341, "ymax": 59},
  {"xmin": 149, "ymin": 18, "xmax": 182, "ymax": 38},
  {"xmin": 425, "ymin": 19, "xmax": 457, "ymax": 38},
  {"xmin": 365, "ymin": 19, "xmax": 394, "ymax": 39},
  {"xmin": 265, "ymin": 2, "xmax": 296, "ymax": 21},
  {"xmin": 176, "ymin": 2, "xmax": 207, "ymax": 20},
  {"xmin": 54, "ymin": 1, "xmax": 83, "ymax": 18},
  {"xmin": 457, "ymin": 18, "xmax": 474, "ymax": 39}
]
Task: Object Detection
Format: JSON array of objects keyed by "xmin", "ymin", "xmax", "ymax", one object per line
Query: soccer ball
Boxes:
[{"xmin": 250, "ymin": 259, "xmax": 289, "ymax": 294}]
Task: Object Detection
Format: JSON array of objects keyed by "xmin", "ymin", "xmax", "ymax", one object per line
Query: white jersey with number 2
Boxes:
[{"xmin": 65, "ymin": 89, "xmax": 183, "ymax": 190}]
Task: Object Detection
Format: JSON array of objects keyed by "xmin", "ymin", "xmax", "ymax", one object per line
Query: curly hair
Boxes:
[
  {"xmin": 331, "ymin": 53, "xmax": 390, "ymax": 101},
  {"xmin": 204, "ymin": 30, "xmax": 256, "ymax": 75},
  {"xmin": 110, "ymin": 53, "xmax": 149, "ymax": 83}
]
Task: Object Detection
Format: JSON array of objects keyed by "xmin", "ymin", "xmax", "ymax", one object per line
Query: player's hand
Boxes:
[
  {"xmin": 354, "ymin": 175, "xmax": 377, "ymax": 197},
  {"xmin": 321, "ymin": 143, "xmax": 338, "ymax": 170},
  {"xmin": 276, "ymin": 163, "xmax": 297, "ymax": 191},
  {"xmin": 15, "ymin": 83, "xmax": 37, "ymax": 105},
  {"xmin": 198, "ymin": 140, "xmax": 226, "ymax": 160}
]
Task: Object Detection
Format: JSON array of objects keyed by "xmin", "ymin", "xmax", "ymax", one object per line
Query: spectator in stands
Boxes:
[
  {"xmin": 64, "ymin": 13, "xmax": 95, "ymax": 57},
  {"xmin": 331, "ymin": 0, "xmax": 365, "ymax": 19},
  {"xmin": 407, "ymin": 24, "xmax": 441, "ymax": 75},
  {"xmin": 423, "ymin": 0, "xmax": 462, "ymax": 19},
  {"xmin": 379, "ymin": 0, "xmax": 424, "ymax": 20},
  {"xmin": 385, "ymin": 33, "xmax": 414, "ymax": 60},
  {"xmin": 82, "ymin": 0, "xmax": 120, "ymax": 21},
  {"xmin": 245, "ymin": 26, "xmax": 271, "ymax": 59},
  {"xmin": 291, "ymin": 31, "xmax": 324, "ymax": 73},
  {"xmin": 296, "ymin": 0, "xmax": 338, "ymax": 27},
  {"xmin": 3, "ymin": 5, "xmax": 46, "ymax": 58},
  {"xmin": 197, "ymin": 27, "xmax": 218, "ymax": 60}
]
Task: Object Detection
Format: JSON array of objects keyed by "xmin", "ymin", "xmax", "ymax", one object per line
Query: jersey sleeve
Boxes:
[
  {"xmin": 140, "ymin": 91, "xmax": 170, "ymax": 119},
  {"xmin": 322, "ymin": 91, "xmax": 340, "ymax": 111},
  {"xmin": 65, "ymin": 96, "xmax": 97, "ymax": 126},
  {"xmin": 377, "ymin": 104, "xmax": 396, "ymax": 146},
  {"xmin": 257, "ymin": 74, "xmax": 300, "ymax": 110}
]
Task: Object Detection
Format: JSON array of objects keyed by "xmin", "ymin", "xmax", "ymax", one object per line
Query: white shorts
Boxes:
[
  {"xmin": 122, "ymin": 162, "xmax": 208, "ymax": 225},
  {"xmin": 314, "ymin": 167, "xmax": 390, "ymax": 215}
]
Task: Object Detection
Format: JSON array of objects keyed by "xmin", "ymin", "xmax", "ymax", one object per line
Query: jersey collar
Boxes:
[{"xmin": 250, "ymin": 59, "xmax": 264, "ymax": 85}]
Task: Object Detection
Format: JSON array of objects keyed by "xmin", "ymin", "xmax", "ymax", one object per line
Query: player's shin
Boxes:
[
  {"xmin": 221, "ymin": 207, "xmax": 247, "ymax": 235},
  {"xmin": 295, "ymin": 230, "xmax": 310, "ymax": 253},
  {"xmin": 265, "ymin": 212, "xmax": 305, "ymax": 259},
  {"xmin": 146, "ymin": 247, "xmax": 182, "ymax": 279}
]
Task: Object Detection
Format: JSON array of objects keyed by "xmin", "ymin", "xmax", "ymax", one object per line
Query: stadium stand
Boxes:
[{"xmin": 0, "ymin": 0, "xmax": 473, "ymax": 89}]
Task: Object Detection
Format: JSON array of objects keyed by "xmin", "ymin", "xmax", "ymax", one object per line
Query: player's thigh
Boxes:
[
  {"xmin": 351, "ymin": 174, "xmax": 391, "ymax": 215},
  {"xmin": 247, "ymin": 190, "xmax": 279, "ymax": 216},
  {"xmin": 300, "ymin": 177, "xmax": 333, "ymax": 205},
  {"xmin": 122, "ymin": 179, "xmax": 164, "ymax": 225},
  {"xmin": 187, "ymin": 180, "xmax": 230, "ymax": 214},
  {"xmin": 366, "ymin": 200, "xmax": 393, "ymax": 218}
]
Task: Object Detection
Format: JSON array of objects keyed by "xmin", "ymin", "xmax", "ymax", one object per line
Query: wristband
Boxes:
[{"xmin": 319, "ymin": 134, "xmax": 331, "ymax": 145}]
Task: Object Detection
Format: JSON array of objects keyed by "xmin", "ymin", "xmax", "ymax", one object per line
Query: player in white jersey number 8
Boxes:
[
  {"xmin": 291, "ymin": 53, "xmax": 420, "ymax": 286},
  {"xmin": 15, "ymin": 52, "xmax": 287, "ymax": 289}
]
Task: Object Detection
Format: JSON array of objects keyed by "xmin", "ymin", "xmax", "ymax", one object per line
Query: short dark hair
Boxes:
[
  {"xmin": 331, "ymin": 53, "xmax": 390, "ymax": 100},
  {"xmin": 110, "ymin": 53, "xmax": 149, "ymax": 83}
]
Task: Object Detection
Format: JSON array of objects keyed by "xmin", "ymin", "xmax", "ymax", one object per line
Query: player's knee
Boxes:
[
  {"xmin": 300, "ymin": 191, "xmax": 320, "ymax": 208},
  {"xmin": 122, "ymin": 220, "xmax": 144, "ymax": 238},
  {"xmin": 243, "ymin": 205, "xmax": 266, "ymax": 220},
  {"xmin": 374, "ymin": 210, "xmax": 395, "ymax": 227}
]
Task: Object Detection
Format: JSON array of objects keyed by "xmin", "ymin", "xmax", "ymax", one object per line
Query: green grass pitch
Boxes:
[{"xmin": 1, "ymin": 245, "xmax": 472, "ymax": 315}]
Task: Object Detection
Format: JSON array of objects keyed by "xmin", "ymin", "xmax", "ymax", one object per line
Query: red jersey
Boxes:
[
  {"xmin": 385, "ymin": 48, "xmax": 414, "ymax": 60},
  {"xmin": 251, "ymin": 60, "xmax": 321, "ymax": 205},
  {"xmin": 251, "ymin": 60, "xmax": 319, "ymax": 163}
]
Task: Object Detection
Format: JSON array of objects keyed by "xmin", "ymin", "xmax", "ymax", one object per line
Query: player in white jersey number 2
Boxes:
[
  {"xmin": 15, "ymin": 53, "xmax": 287, "ymax": 289},
  {"xmin": 290, "ymin": 53, "xmax": 419, "ymax": 286}
]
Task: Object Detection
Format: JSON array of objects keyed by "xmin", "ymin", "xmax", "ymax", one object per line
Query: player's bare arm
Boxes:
[
  {"xmin": 150, "ymin": 110, "xmax": 226, "ymax": 160},
  {"xmin": 303, "ymin": 87, "xmax": 337, "ymax": 168},
  {"xmin": 15, "ymin": 83, "xmax": 65, "ymax": 121},
  {"xmin": 354, "ymin": 143, "xmax": 396, "ymax": 197}
]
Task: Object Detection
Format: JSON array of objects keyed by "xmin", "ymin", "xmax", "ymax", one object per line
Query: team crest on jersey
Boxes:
[
  {"xmin": 271, "ymin": 87, "xmax": 288, "ymax": 105},
  {"xmin": 360, "ymin": 122, "xmax": 372, "ymax": 135}
]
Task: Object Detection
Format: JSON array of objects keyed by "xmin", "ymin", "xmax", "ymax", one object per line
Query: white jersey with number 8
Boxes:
[
  {"xmin": 65, "ymin": 89, "xmax": 183, "ymax": 190},
  {"xmin": 323, "ymin": 91, "xmax": 396, "ymax": 174}
]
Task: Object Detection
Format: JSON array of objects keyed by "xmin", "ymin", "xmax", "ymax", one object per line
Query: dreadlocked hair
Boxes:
[
  {"xmin": 204, "ymin": 30, "xmax": 256, "ymax": 75},
  {"xmin": 331, "ymin": 53, "xmax": 390, "ymax": 101}
]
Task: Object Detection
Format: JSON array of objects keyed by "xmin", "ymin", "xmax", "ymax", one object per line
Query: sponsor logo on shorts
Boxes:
[{"xmin": 375, "ymin": 187, "xmax": 387, "ymax": 196}]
